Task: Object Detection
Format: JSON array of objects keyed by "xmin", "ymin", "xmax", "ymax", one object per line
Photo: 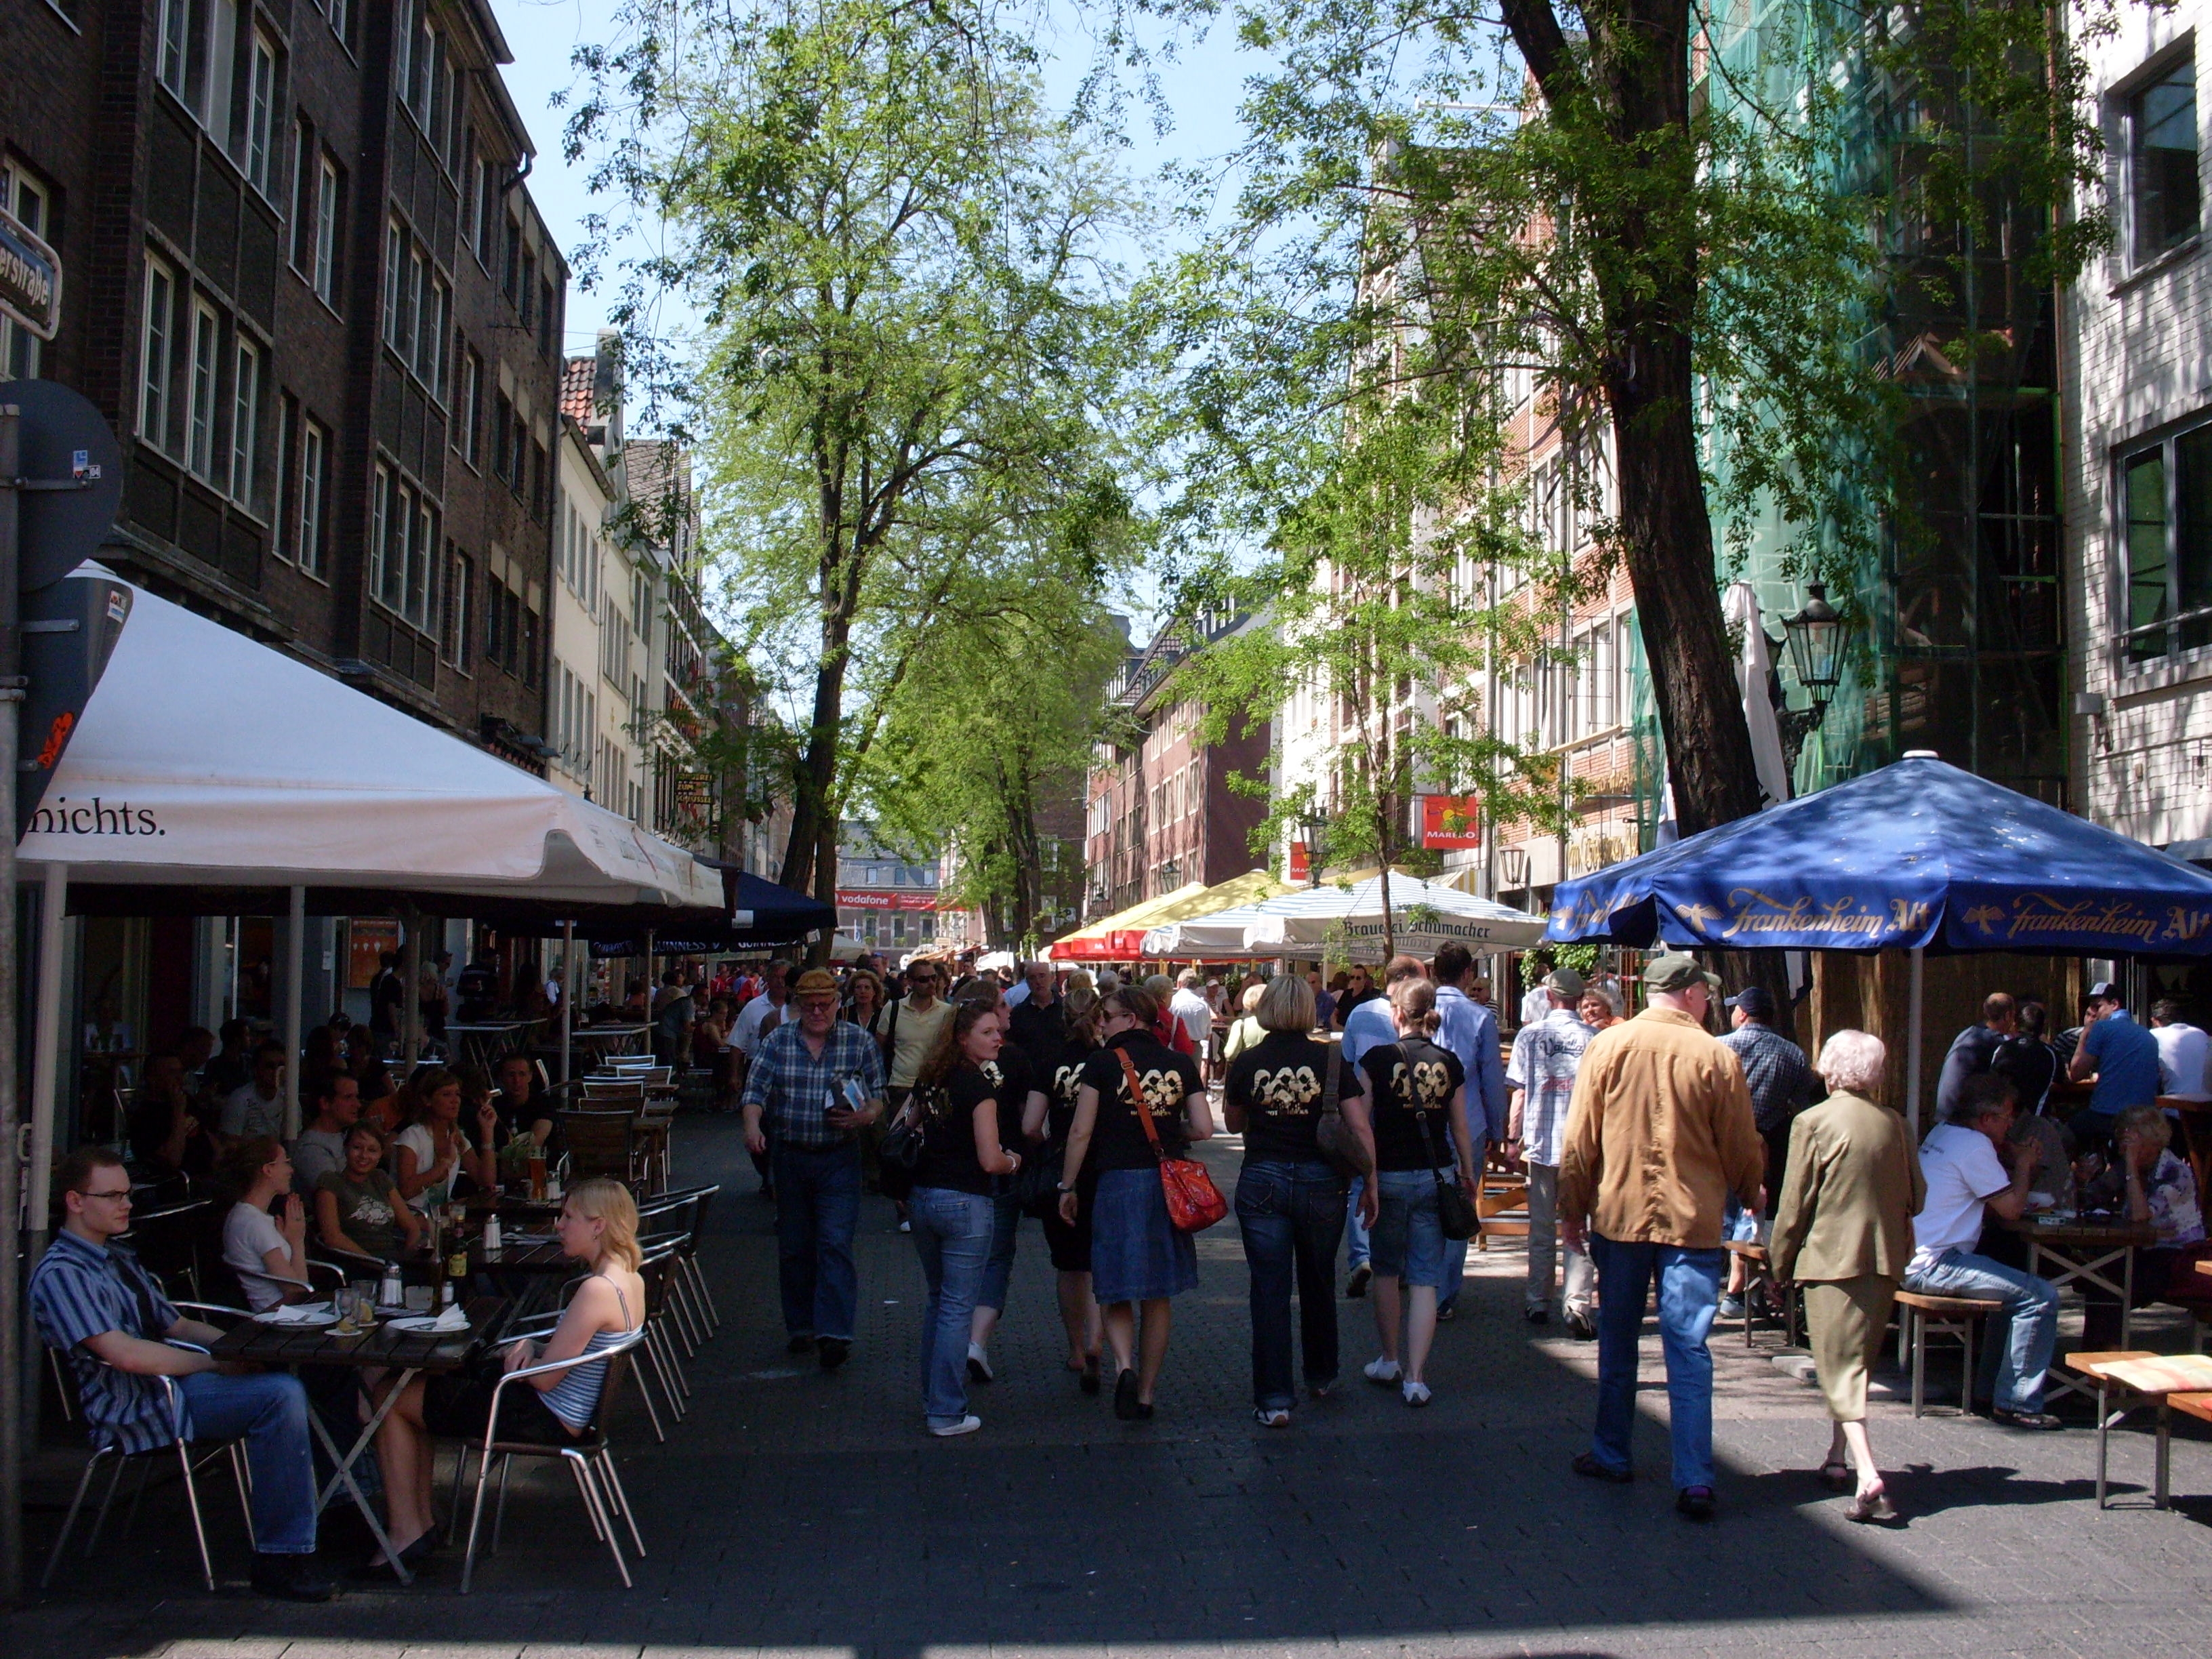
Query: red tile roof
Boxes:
[{"xmin": 560, "ymin": 356, "xmax": 596, "ymax": 426}]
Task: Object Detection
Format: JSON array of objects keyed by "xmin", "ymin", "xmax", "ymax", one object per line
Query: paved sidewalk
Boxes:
[{"xmin": 11, "ymin": 1117, "xmax": 2212, "ymax": 1658}]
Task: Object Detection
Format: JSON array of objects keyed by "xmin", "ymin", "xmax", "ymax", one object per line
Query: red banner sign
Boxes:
[
  {"xmin": 1288, "ymin": 841, "xmax": 1311, "ymax": 882},
  {"xmin": 836, "ymin": 889, "xmax": 937, "ymax": 912},
  {"xmin": 1420, "ymin": 795, "xmax": 1483, "ymax": 850}
]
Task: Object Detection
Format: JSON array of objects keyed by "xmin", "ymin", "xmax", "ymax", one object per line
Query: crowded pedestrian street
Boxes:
[{"xmin": 11, "ymin": 1114, "xmax": 2211, "ymax": 1659}]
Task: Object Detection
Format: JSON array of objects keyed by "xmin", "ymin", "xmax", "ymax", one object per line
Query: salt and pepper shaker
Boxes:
[
  {"xmin": 483, "ymin": 1214, "xmax": 501, "ymax": 1255},
  {"xmin": 377, "ymin": 1260, "xmax": 403, "ymax": 1309}
]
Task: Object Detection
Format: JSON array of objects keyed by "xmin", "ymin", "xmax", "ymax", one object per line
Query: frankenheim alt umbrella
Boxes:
[{"xmin": 1543, "ymin": 752, "xmax": 2212, "ymax": 1126}]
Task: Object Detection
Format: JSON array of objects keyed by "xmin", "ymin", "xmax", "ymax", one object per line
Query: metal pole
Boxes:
[
  {"xmin": 399, "ymin": 909, "xmax": 422, "ymax": 1067},
  {"xmin": 560, "ymin": 920, "xmax": 575, "ymax": 1084},
  {"xmin": 0, "ymin": 400, "xmax": 24, "ymax": 1604},
  {"xmin": 1906, "ymin": 945, "xmax": 1926, "ymax": 1136},
  {"xmin": 283, "ymin": 886, "xmax": 305, "ymax": 1137},
  {"xmin": 27, "ymin": 862, "xmax": 67, "ymax": 1258}
]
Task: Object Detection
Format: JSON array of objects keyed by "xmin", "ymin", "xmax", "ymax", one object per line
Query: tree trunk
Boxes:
[{"xmin": 779, "ymin": 600, "xmax": 853, "ymax": 895}]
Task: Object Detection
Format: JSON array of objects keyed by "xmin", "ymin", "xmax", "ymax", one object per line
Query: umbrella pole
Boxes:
[
  {"xmin": 283, "ymin": 886, "xmax": 305, "ymax": 1139},
  {"xmin": 560, "ymin": 921, "xmax": 575, "ymax": 1085},
  {"xmin": 1906, "ymin": 945, "xmax": 1925, "ymax": 1136},
  {"xmin": 27, "ymin": 862, "xmax": 68, "ymax": 1257}
]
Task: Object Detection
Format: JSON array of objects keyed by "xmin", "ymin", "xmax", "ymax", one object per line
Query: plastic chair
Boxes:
[{"xmin": 457, "ymin": 1330, "xmax": 649, "ymax": 1591}]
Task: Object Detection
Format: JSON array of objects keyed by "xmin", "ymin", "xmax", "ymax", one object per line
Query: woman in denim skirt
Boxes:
[
  {"xmin": 1223, "ymin": 975, "xmax": 1375, "ymax": 1427},
  {"xmin": 1355, "ymin": 979, "xmax": 1477, "ymax": 1407},
  {"xmin": 899, "ymin": 1001, "xmax": 1025, "ymax": 1437},
  {"xmin": 1058, "ymin": 983, "xmax": 1212, "ymax": 1420}
]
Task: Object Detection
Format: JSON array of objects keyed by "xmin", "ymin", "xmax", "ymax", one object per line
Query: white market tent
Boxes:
[
  {"xmin": 14, "ymin": 569, "xmax": 722, "ymax": 1221},
  {"xmin": 1141, "ymin": 872, "xmax": 1549, "ymax": 960}
]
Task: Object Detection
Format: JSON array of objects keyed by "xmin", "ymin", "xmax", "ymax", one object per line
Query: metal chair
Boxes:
[
  {"xmin": 41, "ymin": 1338, "xmax": 255, "ymax": 1593},
  {"xmin": 641, "ymin": 1184, "xmax": 722, "ymax": 1336},
  {"xmin": 556, "ymin": 1109, "xmax": 644, "ymax": 1187},
  {"xmin": 457, "ymin": 1329, "xmax": 649, "ymax": 1591}
]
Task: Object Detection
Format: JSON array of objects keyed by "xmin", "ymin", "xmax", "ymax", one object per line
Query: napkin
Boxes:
[
  {"xmin": 261, "ymin": 1302, "xmax": 332, "ymax": 1324},
  {"xmin": 425, "ymin": 1304, "xmax": 471, "ymax": 1333}
]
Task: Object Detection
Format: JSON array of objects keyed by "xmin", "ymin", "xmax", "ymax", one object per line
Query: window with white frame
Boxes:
[
  {"xmin": 445, "ymin": 547, "xmax": 472, "ymax": 666},
  {"xmin": 140, "ymin": 255, "xmax": 176, "ymax": 447},
  {"xmin": 419, "ymin": 274, "xmax": 448, "ymax": 390},
  {"xmin": 157, "ymin": 0, "xmax": 191, "ymax": 102},
  {"xmin": 382, "ymin": 219, "xmax": 404, "ymax": 349},
  {"xmin": 2130, "ymin": 53, "xmax": 2200, "ymax": 264},
  {"xmin": 186, "ymin": 298, "xmax": 220, "ymax": 480},
  {"xmin": 230, "ymin": 337, "xmax": 259, "ymax": 504},
  {"xmin": 329, "ymin": 0, "xmax": 349, "ymax": 45},
  {"xmin": 244, "ymin": 31, "xmax": 278, "ymax": 194},
  {"xmin": 2, "ymin": 163, "xmax": 51, "ymax": 377},
  {"xmin": 373, "ymin": 466, "xmax": 438, "ymax": 629},
  {"xmin": 2120, "ymin": 415, "xmax": 2212, "ymax": 664},
  {"xmin": 298, "ymin": 418, "xmax": 326, "ymax": 576},
  {"xmin": 313, "ymin": 156, "xmax": 341, "ymax": 304}
]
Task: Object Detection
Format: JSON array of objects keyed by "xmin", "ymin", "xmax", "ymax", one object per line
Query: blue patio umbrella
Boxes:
[{"xmin": 1544, "ymin": 752, "xmax": 2212, "ymax": 1124}]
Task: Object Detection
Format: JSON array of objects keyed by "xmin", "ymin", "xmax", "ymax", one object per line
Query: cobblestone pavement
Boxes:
[{"xmin": 11, "ymin": 1116, "xmax": 2212, "ymax": 1658}]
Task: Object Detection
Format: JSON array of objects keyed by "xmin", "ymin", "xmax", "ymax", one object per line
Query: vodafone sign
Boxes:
[{"xmin": 836, "ymin": 889, "xmax": 937, "ymax": 912}]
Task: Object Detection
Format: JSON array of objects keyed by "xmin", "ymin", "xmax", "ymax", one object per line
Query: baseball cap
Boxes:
[
  {"xmin": 792, "ymin": 968, "xmax": 841, "ymax": 1000},
  {"xmin": 1643, "ymin": 953, "xmax": 1722, "ymax": 994},
  {"xmin": 1725, "ymin": 985, "xmax": 1776, "ymax": 1020},
  {"xmin": 1542, "ymin": 967, "xmax": 1586, "ymax": 998},
  {"xmin": 2087, "ymin": 980, "xmax": 2123, "ymax": 1003}
]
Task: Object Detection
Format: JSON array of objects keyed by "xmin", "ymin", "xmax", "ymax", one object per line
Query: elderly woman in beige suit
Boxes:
[{"xmin": 1771, "ymin": 1029, "xmax": 1926, "ymax": 1522}]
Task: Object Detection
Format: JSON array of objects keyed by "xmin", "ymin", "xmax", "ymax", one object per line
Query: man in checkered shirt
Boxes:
[{"xmin": 1507, "ymin": 968, "xmax": 1597, "ymax": 1336}]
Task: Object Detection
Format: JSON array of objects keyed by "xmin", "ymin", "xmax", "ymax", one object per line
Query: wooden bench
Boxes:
[
  {"xmin": 2068, "ymin": 1350, "xmax": 2212, "ymax": 1509},
  {"xmin": 1894, "ymin": 1290, "xmax": 2004, "ymax": 1418}
]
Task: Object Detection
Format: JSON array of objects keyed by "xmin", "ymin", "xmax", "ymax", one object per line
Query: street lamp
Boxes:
[
  {"xmin": 1496, "ymin": 844, "xmax": 1530, "ymax": 909},
  {"xmin": 1298, "ymin": 806, "xmax": 1328, "ymax": 889},
  {"xmin": 1159, "ymin": 857, "xmax": 1182, "ymax": 893},
  {"xmin": 1778, "ymin": 582, "xmax": 1851, "ymax": 772}
]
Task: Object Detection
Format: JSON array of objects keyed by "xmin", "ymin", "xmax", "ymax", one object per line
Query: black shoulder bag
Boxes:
[
  {"xmin": 1314, "ymin": 1040, "xmax": 1372, "ymax": 1179},
  {"xmin": 1408, "ymin": 1041, "xmax": 1479, "ymax": 1241}
]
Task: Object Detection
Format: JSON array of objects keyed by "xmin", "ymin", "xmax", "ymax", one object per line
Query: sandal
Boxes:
[
  {"xmin": 1845, "ymin": 1482, "xmax": 1899, "ymax": 1524},
  {"xmin": 1254, "ymin": 1407, "xmax": 1290, "ymax": 1428},
  {"xmin": 1818, "ymin": 1460, "xmax": 1854, "ymax": 1492}
]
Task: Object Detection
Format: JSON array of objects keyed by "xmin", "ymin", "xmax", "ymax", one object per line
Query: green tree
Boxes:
[{"xmin": 568, "ymin": 0, "xmax": 1145, "ymax": 909}]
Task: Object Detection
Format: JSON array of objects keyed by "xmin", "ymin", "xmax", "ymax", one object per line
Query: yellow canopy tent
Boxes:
[{"xmin": 1046, "ymin": 871, "xmax": 1289, "ymax": 962}]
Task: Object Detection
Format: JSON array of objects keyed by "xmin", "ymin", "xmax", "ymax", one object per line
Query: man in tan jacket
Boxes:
[{"xmin": 1559, "ymin": 953, "xmax": 1765, "ymax": 1520}]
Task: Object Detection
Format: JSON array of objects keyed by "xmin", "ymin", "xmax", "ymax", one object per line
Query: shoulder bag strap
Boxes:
[
  {"xmin": 1115, "ymin": 1046, "xmax": 1168, "ymax": 1163},
  {"xmin": 1324, "ymin": 1040, "xmax": 1342, "ymax": 1116}
]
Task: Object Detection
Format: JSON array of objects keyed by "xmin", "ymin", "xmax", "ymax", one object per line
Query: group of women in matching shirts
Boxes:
[{"xmin": 892, "ymin": 972, "xmax": 1478, "ymax": 1435}]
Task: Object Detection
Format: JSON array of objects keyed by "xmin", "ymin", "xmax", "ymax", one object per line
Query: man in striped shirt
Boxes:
[{"xmin": 30, "ymin": 1147, "xmax": 335, "ymax": 1599}]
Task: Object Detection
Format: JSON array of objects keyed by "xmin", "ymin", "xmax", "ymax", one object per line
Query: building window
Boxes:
[
  {"xmin": 382, "ymin": 219, "xmax": 404, "ymax": 350},
  {"xmin": 314, "ymin": 157, "xmax": 342, "ymax": 304},
  {"xmin": 157, "ymin": 0, "xmax": 190, "ymax": 101},
  {"xmin": 186, "ymin": 298, "xmax": 220, "ymax": 480},
  {"xmin": 457, "ymin": 349, "xmax": 481, "ymax": 464},
  {"xmin": 140, "ymin": 256, "xmax": 175, "ymax": 447},
  {"xmin": 245, "ymin": 31, "xmax": 278, "ymax": 194},
  {"xmin": 272, "ymin": 395, "xmax": 292, "ymax": 557},
  {"xmin": 289, "ymin": 118, "xmax": 313, "ymax": 268},
  {"xmin": 1, "ymin": 163, "xmax": 50, "ymax": 377},
  {"xmin": 420, "ymin": 275, "xmax": 448, "ymax": 390},
  {"xmin": 2121, "ymin": 417, "xmax": 2212, "ymax": 663},
  {"xmin": 2132, "ymin": 55, "xmax": 2200, "ymax": 262},
  {"xmin": 230, "ymin": 337, "xmax": 259, "ymax": 504},
  {"xmin": 445, "ymin": 548, "xmax": 472, "ymax": 666},
  {"xmin": 328, "ymin": 0, "xmax": 348, "ymax": 49},
  {"xmin": 299, "ymin": 418, "xmax": 326, "ymax": 577}
]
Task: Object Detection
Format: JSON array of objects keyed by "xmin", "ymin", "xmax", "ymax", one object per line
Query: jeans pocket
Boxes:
[{"xmin": 1237, "ymin": 1170, "xmax": 1288, "ymax": 1219}]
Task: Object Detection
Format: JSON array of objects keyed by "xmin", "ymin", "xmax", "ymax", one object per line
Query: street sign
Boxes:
[
  {"xmin": 0, "ymin": 379, "xmax": 123, "ymax": 592},
  {"xmin": 0, "ymin": 206, "xmax": 60, "ymax": 342},
  {"xmin": 17, "ymin": 569, "xmax": 131, "ymax": 839}
]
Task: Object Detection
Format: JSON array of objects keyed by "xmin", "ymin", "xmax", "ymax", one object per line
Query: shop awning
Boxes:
[
  {"xmin": 1047, "ymin": 872, "xmax": 1290, "ymax": 961},
  {"xmin": 16, "ymin": 569, "xmax": 718, "ymax": 912},
  {"xmin": 1146, "ymin": 870, "xmax": 1548, "ymax": 960}
]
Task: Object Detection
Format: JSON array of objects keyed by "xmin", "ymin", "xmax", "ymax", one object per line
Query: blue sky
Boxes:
[{"xmin": 489, "ymin": 0, "xmax": 1268, "ymax": 356}]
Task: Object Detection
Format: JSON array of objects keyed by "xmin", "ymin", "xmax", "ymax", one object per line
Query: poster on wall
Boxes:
[{"xmin": 347, "ymin": 919, "xmax": 402, "ymax": 989}]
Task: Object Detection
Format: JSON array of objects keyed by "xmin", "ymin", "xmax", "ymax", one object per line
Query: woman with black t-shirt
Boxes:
[
  {"xmin": 1223, "ymin": 975, "xmax": 1374, "ymax": 1426},
  {"xmin": 1040, "ymin": 986, "xmax": 1105, "ymax": 1391},
  {"xmin": 899, "ymin": 1001, "xmax": 1024, "ymax": 1437},
  {"xmin": 1357, "ymin": 979, "xmax": 1477, "ymax": 1408},
  {"xmin": 1059, "ymin": 984, "xmax": 1212, "ymax": 1420},
  {"xmin": 967, "ymin": 988, "xmax": 1046, "ymax": 1385}
]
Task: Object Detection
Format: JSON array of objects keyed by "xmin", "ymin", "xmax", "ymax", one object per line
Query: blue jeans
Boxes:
[
  {"xmin": 978, "ymin": 1195, "xmax": 1020, "ymax": 1313},
  {"xmin": 772, "ymin": 1141, "xmax": 861, "ymax": 1341},
  {"xmin": 176, "ymin": 1370, "xmax": 317, "ymax": 1555},
  {"xmin": 1345, "ymin": 1177, "xmax": 1371, "ymax": 1271},
  {"xmin": 1902, "ymin": 1248, "xmax": 2058, "ymax": 1412},
  {"xmin": 1587, "ymin": 1235, "xmax": 1725, "ymax": 1492},
  {"xmin": 1235, "ymin": 1160, "xmax": 1348, "ymax": 1410},
  {"xmin": 909, "ymin": 1186, "xmax": 996, "ymax": 1426},
  {"xmin": 1436, "ymin": 1138, "xmax": 1485, "ymax": 1312}
]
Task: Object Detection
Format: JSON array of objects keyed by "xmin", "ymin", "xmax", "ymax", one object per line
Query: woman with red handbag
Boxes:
[{"xmin": 1058, "ymin": 984, "xmax": 1214, "ymax": 1420}]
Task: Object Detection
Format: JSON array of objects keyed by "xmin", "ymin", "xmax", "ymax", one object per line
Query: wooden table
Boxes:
[
  {"xmin": 2001, "ymin": 1216, "xmax": 2160, "ymax": 1402},
  {"xmin": 2065, "ymin": 1349, "xmax": 2212, "ymax": 1509},
  {"xmin": 211, "ymin": 1294, "xmax": 510, "ymax": 1581}
]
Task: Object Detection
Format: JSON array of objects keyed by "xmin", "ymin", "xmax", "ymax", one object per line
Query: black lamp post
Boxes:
[
  {"xmin": 1298, "ymin": 807, "xmax": 1327, "ymax": 889},
  {"xmin": 1159, "ymin": 857, "xmax": 1181, "ymax": 895},
  {"xmin": 1778, "ymin": 583, "xmax": 1850, "ymax": 773}
]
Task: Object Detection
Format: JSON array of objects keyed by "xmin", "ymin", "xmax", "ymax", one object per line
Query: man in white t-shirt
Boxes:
[
  {"xmin": 2149, "ymin": 997, "xmax": 2211, "ymax": 1102},
  {"xmin": 220, "ymin": 1042, "xmax": 289, "ymax": 1143},
  {"xmin": 1900, "ymin": 1073, "xmax": 2062, "ymax": 1429},
  {"xmin": 733, "ymin": 962, "xmax": 791, "ymax": 1058},
  {"xmin": 1170, "ymin": 968, "xmax": 1213, "ymax": 1046}
]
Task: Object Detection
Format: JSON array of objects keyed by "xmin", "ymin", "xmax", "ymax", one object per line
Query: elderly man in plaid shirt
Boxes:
[
  {"xmin": 743, "ymin": 968, "xmax": 887, "ymax": 1370},
  {"xmin": 1507, "ymin": 968, "xmax": 1598, "ymax": 1337}
]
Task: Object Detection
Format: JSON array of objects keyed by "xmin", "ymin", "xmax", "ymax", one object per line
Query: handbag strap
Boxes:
[
  {"xmin": 1401, "ymin": 1041, "xmax": 1452, "ymax": 1175},
  {"xmin": 1323, "ymin": 1040, "xmax": 1342, "ymax": 1117},
  {"xmin": 1114, "ymin": 1046, "xmax": 1169, "ymax": 1164}
]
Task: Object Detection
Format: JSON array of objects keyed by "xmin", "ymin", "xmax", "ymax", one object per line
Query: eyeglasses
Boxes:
[{"xmin": 76, "ymin": 1187, "xmax": 133, "ymax": 1202}]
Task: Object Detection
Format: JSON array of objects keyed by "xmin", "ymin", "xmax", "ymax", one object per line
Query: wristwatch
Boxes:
[{"xmin": 1056, "ymin": 1181, "xmax": 1074, "ymax": 1193}]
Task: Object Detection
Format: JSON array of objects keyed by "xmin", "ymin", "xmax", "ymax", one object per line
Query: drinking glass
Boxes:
[
  {"xmin": 333, "ymin": 1287, "xmax": 359, "ymax": 1335},
  {"xmin": 351, "ymin": 1280, "xmax": 380, "ymax": 1328}
]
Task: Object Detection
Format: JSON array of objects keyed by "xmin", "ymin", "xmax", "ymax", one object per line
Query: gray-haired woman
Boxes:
[{"xmin": 1769, "ymin": 1029, "xmax": 1925, "ymax": 1522}]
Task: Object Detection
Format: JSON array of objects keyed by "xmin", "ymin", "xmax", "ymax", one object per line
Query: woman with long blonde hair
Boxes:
[{"xmin": 369, "ymin": 1178, "xmax": 645, "ymax": 1569}]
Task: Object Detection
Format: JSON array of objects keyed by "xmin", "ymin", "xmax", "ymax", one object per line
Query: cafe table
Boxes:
[
  {"xmin": 1999, "ymin": 1214, "xmax": 2160, "ymax": 1403},
  {"xmin": 211, "ymin": 1294, "xmax": 510, "ymax": 1583},
  {"xmin": 2064, "ymin": 1349, "xmax": 2212, "ymax": 1508},
  {"xmin": 571, "ymin": 1023, "xmax": 651, "ymax": 1059},
  {"xmin": 444, "ymin": 1019, "xmax": 535, "ymax": 1069}
]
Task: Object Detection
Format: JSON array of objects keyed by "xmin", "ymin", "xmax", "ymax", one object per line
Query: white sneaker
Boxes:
[
  {"xmin": 1363, "ymin": 1356, "xmax": 1403, "ymax": 1386},
  {"xmin": 898, "ymin": 1218, "xmax": 912, "ymax": 1233},
  {"xmin": 966, "ymin": 1343, "xmax": 994, "ymax": 1383},
  {"xmin": 929, "ymin": 1414, "xmax": 982, "ymax": 1437},
  {"xmin": 1402, "ymin": 1379, "xmax": 1432, "ymax": 1408}
]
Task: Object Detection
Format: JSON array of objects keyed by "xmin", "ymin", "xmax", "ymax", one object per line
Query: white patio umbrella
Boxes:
[
  {"xmin": 14, "ymin": 569, "xmax": 722, "ymax": 1226},
  {"xmin": 1143, "ymin": 872, "xmax": 1549, "ymax": 960}
]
